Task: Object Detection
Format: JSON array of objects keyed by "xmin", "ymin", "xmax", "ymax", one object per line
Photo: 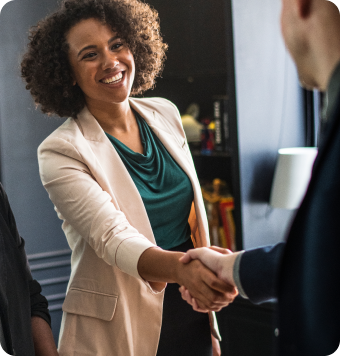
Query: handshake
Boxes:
[{"xmin": 177, "ymin": 247, "xmax": 241, "ymax": 313}]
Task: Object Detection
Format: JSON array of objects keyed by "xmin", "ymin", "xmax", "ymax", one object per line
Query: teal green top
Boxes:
[{"xmin": 105, "ymin": 111, "xmax": 194, "ymax": 250}]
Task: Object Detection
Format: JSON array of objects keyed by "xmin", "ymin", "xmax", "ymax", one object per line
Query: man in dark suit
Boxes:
[
  {"xmin": 180, "ymin": 0, "xmax": 340, "ymax": 354},
  {"xmin": 0, "ymin": 183, "xmax": 58, "ymax": 356}
]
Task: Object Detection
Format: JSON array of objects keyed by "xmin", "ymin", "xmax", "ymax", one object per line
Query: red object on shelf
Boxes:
[
  {"xmin": 219, "ymin": 197, "xmax": 236, "ymax": 251},
  {"xmin": 200, "ymin": 118, "xmax": 215, "ymax": 155}
]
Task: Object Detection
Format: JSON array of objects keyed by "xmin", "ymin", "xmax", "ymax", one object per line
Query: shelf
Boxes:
[{"xmin": 190, "ymin": 149, "xmax": 232, "ymax": 158}]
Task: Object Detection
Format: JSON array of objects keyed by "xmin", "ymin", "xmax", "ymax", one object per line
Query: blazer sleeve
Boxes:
[
  {"xmin": 38, "ymin": 137, "xmax": 156, "ymax": 284},
  {"xmin": 239, "ymin": 242, "xmax": 285, "ymax": 304}
]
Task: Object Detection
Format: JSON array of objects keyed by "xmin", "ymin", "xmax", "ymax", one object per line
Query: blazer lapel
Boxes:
[
  {"xmin": 76, "ymin": 99, "xmax": 209, "ymax": 247},
  {"xmin": 130, "ymin": 99, "xmax": 209, "ymax": 245},
  {"xmin": 76, "ymin": 106, "xmax": 156, "ymax": 244},
  {"xmin": 129, "ymin": 99, "xmax": 198, "ymax": 187}
]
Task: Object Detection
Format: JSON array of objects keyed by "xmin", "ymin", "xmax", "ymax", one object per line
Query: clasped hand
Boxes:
[{"xmin": 177, "ymin": 247, "xmax": 239, "ymax": 313}]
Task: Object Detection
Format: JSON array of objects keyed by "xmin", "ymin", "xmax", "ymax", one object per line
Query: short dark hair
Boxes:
[{"xmin": 21, "ymin": 0, "xmax": 168, "ymax": 118}]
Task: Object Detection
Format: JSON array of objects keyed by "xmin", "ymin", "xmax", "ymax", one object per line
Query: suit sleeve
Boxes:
[
  {"xmin": 38, "ymin": 137, "xmax": 156, "ymax": 286},
  {"xmin": 238, "ymin": 242, "xmax": 285, "ymax": 304}
]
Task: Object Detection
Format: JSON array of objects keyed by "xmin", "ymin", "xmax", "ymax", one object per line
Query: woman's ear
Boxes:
[{"xmin": 70, "ymin": 73, "xmax": 76, "ymax": 86}]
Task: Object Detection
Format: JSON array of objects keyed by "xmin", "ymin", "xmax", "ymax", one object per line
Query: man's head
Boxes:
[{"xmin": 280, "ymin": 0, "xmax": 340, "ymax": 90}]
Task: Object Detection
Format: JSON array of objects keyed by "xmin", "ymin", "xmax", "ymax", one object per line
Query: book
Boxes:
[
  {"xmin": 219, "ymin": 197, "xmax": 236, "ymax": 251},
  {"xmin": 213, "ymin": 95, "xmax": 231, "ymax": 152}
]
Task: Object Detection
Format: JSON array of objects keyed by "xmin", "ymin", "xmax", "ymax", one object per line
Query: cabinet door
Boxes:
[{"xmin": 148, "ymin": 0, "xmax": 227, "ymax": 77}]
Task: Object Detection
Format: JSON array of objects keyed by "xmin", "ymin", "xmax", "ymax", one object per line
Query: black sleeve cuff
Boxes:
[{"xmin": 29, "ymin": 279, "xmax": 52, "ymax": 328}]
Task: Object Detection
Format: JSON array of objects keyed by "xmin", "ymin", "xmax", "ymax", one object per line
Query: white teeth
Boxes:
[{"xmin": 102, "ymin": 72, "xmax": 123, "ymax": 84}]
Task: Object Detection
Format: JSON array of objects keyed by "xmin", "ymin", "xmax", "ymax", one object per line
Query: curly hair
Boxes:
[{"xmin": 21, "ymin": 0, "xmax": 168, "ymax": 118}]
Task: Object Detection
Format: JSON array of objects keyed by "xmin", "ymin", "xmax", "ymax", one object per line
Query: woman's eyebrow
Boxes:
[{"xmin": 77, "ymin": 36, "xmax": 120, "ymax": 58}]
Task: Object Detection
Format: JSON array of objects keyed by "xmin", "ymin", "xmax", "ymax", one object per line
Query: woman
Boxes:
[{"xmin": 21, "ymin": 0, "xmax": 236, "ymax": 355}]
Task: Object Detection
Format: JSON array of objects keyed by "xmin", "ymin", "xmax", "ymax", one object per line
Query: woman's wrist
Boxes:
[{"xmin": 138, "ymin": 247, "xmax": 184, "ymax": 284}]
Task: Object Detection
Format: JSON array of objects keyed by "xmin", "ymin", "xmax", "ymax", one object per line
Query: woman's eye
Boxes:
[
  {"xmin": 83, "ymin": 52, "xmax": 96, "ymax": 60},
  {"xmin": 111, "ymin": 43, "xmax": 123, "ymax": 50}
]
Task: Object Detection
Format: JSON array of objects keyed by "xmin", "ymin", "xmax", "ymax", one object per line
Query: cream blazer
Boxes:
[{"xmin": 38, "ymin": 97, "xmax": 220, "ymax": 356}]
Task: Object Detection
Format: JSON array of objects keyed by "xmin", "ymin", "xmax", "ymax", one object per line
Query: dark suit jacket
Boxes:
[
  {"xmin": 0, "ymin": 184, "xmax": 51, "ymax": 356},
  {"xmin": 277, "ymin": 92, "xmax": 340, "ymax": 355},
  {"xmin": 238, "ymin": 93, "xmax": 340, "ymax": 355},
  {"xmin": 239, "ymin": 242, "xmax": 285, "ymax": 304}
]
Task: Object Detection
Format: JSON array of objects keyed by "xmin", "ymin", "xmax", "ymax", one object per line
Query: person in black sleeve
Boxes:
[{"xmin": 0, "ymin": 183, "xmax": 58, "ymax": 356}]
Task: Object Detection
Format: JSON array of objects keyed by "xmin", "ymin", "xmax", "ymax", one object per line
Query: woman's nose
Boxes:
[{"xmin": 102, "ymin": 52, "xmax": 119, "ymax": 71}]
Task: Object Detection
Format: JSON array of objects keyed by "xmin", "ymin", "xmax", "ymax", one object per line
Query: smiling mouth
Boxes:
[{"xmin": 100, "ymin": 72, "xmax": 123, "ymax": 85}]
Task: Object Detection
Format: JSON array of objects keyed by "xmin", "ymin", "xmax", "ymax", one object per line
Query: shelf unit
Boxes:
[
  {"xmin": 144, "ymin": 0, "xmax": 243, "ymax": 251},
  {"xmin": 143, "ymin": 1, "xmax": 277, "ymax": 354}
]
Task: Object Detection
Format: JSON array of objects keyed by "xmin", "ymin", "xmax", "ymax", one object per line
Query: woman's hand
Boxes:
[
  {"xmin": 174, "ymin": 257, "xmax": 236, "ymax": 312},
  {"xmin": 178, "ymin": 246, "xmax": 239, "ymax": 312},
  {"xmin": 180, "ymin": 246, "xmax": 241, "ymax": 287},
  {"xmin": 137, "ymin": 247, "xmax": 236, "ymax": 311}
]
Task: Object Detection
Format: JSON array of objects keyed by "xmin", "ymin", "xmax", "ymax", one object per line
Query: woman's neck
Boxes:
[{"xmin": 86, "ymin": 98, "xmax": 136, "ymax": 134}]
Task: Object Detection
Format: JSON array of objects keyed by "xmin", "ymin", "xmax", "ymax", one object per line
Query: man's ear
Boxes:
[{"xmin": 297, "ymin": 0, "xmax": 313, "ymax": 18}]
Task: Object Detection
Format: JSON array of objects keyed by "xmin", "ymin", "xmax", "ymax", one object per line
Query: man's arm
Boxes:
[
  {"xmin": 31, "ymin": 317, "xmax": 58, "ymax": 356},
  {"xmin": 238, "ymin": 243, "xmax": 285, "ymax": 303},
  {"xmin": 29, "ymin": 279, "xmax": 58, "ymax": 355}
]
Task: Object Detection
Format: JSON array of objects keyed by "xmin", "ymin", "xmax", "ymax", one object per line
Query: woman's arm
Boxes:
[
  {"xmin": 138, "ymin": 247, "xmax": 237, "ymax": 311},
  {"xmin": 39, "ymin": 136, "xmax": 156, "ymax": 288}
]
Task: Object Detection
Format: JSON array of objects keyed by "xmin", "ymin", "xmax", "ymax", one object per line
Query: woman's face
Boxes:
[{"xmin": 66, "ymin": 18, "xmax": 135, "ymax": 109}]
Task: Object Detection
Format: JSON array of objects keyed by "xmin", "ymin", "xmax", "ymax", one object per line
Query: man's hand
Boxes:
[
  {"xmin": 175, "ymin": 257, "xmax": 237, "ymax": 312},
  {"xmin": 179, "ymin": 246, "xmax": 239, "ymax": 312}
]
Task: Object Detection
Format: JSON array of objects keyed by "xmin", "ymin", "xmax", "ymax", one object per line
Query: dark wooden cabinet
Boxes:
[
  {"xmin": 145, "ymin": 0, "xmax": 242, "ymax": 251},
  {"xmin": 145, "ymin": 1, "xmax": 277, "ymax": 355},
  {"xmin": 217, "ymin": 298, "xmax": 278, "ymax": 356},
  {"xmin": 147, "ymin": 0, "xmax": 228, "ymax": 78}
]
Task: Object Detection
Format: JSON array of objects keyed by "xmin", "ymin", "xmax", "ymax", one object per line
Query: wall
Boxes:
[
  {"xmin": 0, "ymin": 0, "xmax": 70, "ymax": 342},
  {"xmin": 0, "ymin": 0, "xmax": 67, "ymax": 254},
  {"xmin": 231, "ymin": 0, "xmax": 305, "ymax": 249}
]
